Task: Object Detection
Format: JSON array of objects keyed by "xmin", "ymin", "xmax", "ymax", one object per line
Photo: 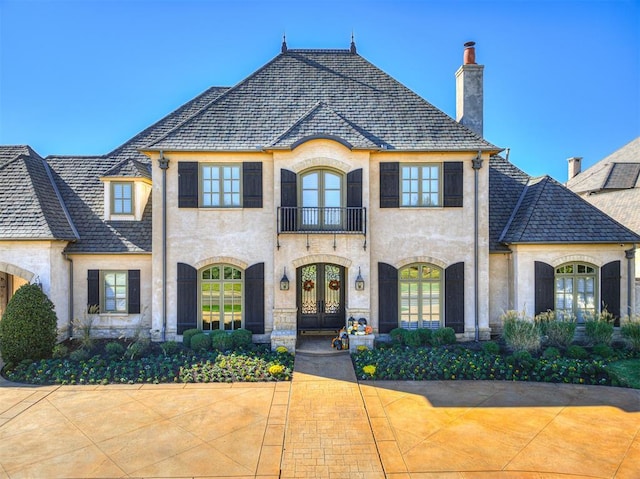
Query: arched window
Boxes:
[
  {"xmin": 300, "ymin": 169, "xmax": 344, "ymax": 229},
  {"xmin": 555, "ymin": 262, "xmax": 597, "ymax": 321},
  {"xmin": 200, "ymin": 265, "xmax": 243, "ymax": 331},
  {"xmin": 399, "ymin": 263, "xmax": 442, "ymax": 329}
]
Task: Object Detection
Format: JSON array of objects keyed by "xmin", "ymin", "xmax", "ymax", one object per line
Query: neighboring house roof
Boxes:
[
  {"xmin": 145, "ymin": 49, "xmax": 499, "ymax": 152},
  {"xmin": 0, "ymin": 146, "xmax": 78, "ymax": 240},
  {"xmin": 491, "ymin": 158, "xmax": 640, "ymax": 245},
  {"xmin": 102, "ymin": 158, "xmax": 151, "ymax": 180},
  {"xmin": 566, "ymin": 137, "xmax": 640, "ymax": 194}
]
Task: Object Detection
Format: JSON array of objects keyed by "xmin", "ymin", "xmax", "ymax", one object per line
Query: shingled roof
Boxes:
[
  {"xmin": 145, "ymin": 49, "xmax": 499, "ymax": 153},
  {"xmin": 492, "ymin": 159, "xmax": 640, "ymax": 245},
  {"xmin": 0, "ymin": 146, "xmax": 78, "ymax": 240}
]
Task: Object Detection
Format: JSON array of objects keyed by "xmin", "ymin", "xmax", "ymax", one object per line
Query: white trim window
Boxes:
[
  {"xmin": 112, "ymin": 182, "xmax": 133, "ymax": 215},
  {"xmin": 200, "ymin": 265, "xmax": 243, "ymax": 331},
  {"xmin": 102, "ymin": 271, "xmax": 128, "ymax": 313},
  {"xmin": 555, "ymin": 262, "xmax": 597, "ymax": 321},
  {"xmin": 399, "ymin": 263, "xmax": 443, "ymax": 329}
]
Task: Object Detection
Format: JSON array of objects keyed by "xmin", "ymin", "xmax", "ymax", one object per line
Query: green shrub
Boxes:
[
  {"xmin": 621, "ymin": 319, "xmax": 640, "ymax": 351},
  {"xmin": 182, "ymin": 328, "xmax": 201, "ymax": 349},
  {"xmin": 105, "ymin": 341, "xmax": 126, "ymax": 359},
  {"xmin": 126, "ymin": 339, "xmax": 150, "ymax": 359},
  {"xmin": 501, "ymin": 311, "xmax": 541, "ymax": 353},
  {"xmin": 584, "ymin": 310, "xmax": 614, "ymax": 346},
  {"xmin": 542, "ymin": 346, "xmax": 561, "ymax": 360},
  {"xmin": 231, "ymin": 328, "xmax": 253, "ymax": 349},
  {"xmin": 482, "ymin": 341, "xmax": 500, "ymax": 355},
  {"xmin": 190, "ymin": 333, "xmax": 212, "ymax": 351},
  {"xmin": 72, "ymin": 305, "xmax": 99, "ymax": 351},
  {"xmin": 69, "ymin": 348, "xmax": 90, "ymax": 362},
  {"xmin": 536, "ymin": 311, "xmax": 576, "ymax": 348},
  {"xmin": 0, "ymin": 283, "xmax": 58, "ymax": 366},
  {"xmin": 431, "ymin": 327, "xmax": 457, "ymax": 346},
  {"xmin": 210, "ymin": 330, "xmax": 233, "ymax": 351},
  {"xmin": 510, "ymin": 350, "xmax": 534, "ymax": 370},
  {"xmin": 566, "ymin": 345, "xmax": 588, "ymax": 360},
  {"xmin": 404, "ymin": 330, "xmax": 422, "ymax": 348},
  {"xmin": 160, "ymin": 340, "xmax": 180, "ymax": 356},
  {"xmin": 592, "ymin": 344, "xmax": 614, "ymax": 358},
  {"xmin": 52, "ymin": 343, "xmax": 69, "ymax": 359},
  {"xmin": 389, "ymin": 328, "xmax": 407, "ymax": 345},
  {"xmin": 417, "ymin": 328, "xmax": 433, "ymax": 346}
]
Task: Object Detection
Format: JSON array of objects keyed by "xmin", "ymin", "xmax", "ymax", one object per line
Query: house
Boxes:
[
  {"xmin": 1, "ymin": 40, "xmax": 638, "ymax": 350},
  {"xmin": 566, "ymin": 137, "xmax": 640, "ymax": 309}
]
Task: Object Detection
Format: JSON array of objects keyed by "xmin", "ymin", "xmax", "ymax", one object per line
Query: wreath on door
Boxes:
[
  {"xmin": 328, "ymin": 280, "xmax": 340, "ymax": 291},
  {"xmin": 303, "ymin": 280, "xmax": 314, "ymax": 291}
]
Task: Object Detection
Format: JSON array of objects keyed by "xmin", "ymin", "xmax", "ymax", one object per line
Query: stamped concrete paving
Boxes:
[{"xmin": 0, "ymin": 345, "xmax": 639, "ymax": 478}]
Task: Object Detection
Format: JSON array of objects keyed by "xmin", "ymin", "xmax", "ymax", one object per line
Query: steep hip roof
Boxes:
[
  {"xmin": 0, "ymin": 146, "xmax": 78, "ymax": 241},
  {"xmin": 144, "ymin": 49, "xmax": 499, "ymax": 153}
]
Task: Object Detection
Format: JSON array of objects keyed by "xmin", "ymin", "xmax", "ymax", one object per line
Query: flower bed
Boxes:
[
  {"xmin": 352, "ymin": 344, "xmax": 639, "ymax": 387},
  {"xmin": 3, "ymin": 345, "xmax": 294, "ymax": 385}
]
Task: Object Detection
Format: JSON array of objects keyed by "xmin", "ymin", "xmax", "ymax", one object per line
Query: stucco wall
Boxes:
[
  {"xmin": 488, "ymin": 252, "xmax": 512, "ymax": 333},
  {"xmin": 69, "ymin": 254, "xmax": 152, "ymax": 338},
  {"xmin": 0, "ymin": 240, "xmax": 70, "ymax": 335}
]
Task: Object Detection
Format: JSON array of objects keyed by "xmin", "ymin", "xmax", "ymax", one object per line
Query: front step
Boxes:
[{"xmin": 295, "ymin": 335, "xmax": 349, "ymax": 355}]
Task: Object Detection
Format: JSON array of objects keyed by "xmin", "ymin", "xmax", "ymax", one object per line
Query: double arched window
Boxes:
[
  {"xmin": 200, "ymin": 265, "xmax": 243, "ymax": 331},
  {"xmin": 555, "ymin": 262, "xmax": 597, "ymax": 321},
  {"xmin": 399, "ymin": 263, "xmax": 443, "ymax": 329}
]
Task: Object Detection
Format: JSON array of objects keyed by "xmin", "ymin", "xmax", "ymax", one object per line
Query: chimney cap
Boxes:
[{"xmin": 464, "ymin": 41, "xmax": 476, "ymax": 47}]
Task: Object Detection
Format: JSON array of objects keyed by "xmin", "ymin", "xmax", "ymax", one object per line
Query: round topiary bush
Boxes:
[
  {"xmin": 231, "ymin": 328, "xmax": 252, "ymax": 349},
  {"xmin": 182, "ymin": 328, "xmax": 201, "ymax": 349},
  {"xmin": 210, "ymin": 330, "xmax": 233, "ymax": 351},
  {"xmin": 190, "ymin": 333, "xmax": 212, "ymax": 351},
  {"xmin": 0, "ymin": 283, "xmax": 58, "ymax": 366}
]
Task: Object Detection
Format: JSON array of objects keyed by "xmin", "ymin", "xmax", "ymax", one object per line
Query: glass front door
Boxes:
[{"xmin": 297, "ymin": 263, "xmax": 345, "ymax": 330}]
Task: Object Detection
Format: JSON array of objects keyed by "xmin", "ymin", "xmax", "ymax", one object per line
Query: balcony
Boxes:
[{"xmin": 277, "ymin": 207, "xmax": 367, "ymax": 234}]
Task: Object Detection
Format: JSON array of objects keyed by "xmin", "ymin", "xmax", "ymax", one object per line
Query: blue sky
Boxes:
[{"xmin": 1, "ymin": 0, "xmax": 638, "ymax": 181}]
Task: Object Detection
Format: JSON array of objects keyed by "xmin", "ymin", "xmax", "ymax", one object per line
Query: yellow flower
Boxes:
[
  {"xmin": 363, "ymin": 365, "xmax": 376, "ymax": 377},
  {"xmin": 275, "ymin": 346, "xmax": 288, "ymax": 354},
  {"xmin": 357, "ymin": 345, "xmax": 368, "ymax": 352},
  {"xmin": 268, "ymin": 364, "xmax": 285, "ymax": 376}
]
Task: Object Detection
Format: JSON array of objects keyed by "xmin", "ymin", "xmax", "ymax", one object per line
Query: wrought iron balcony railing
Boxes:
[{"xmin": 277, "ymin": 207, "xmax": 367, "ymax": 234}]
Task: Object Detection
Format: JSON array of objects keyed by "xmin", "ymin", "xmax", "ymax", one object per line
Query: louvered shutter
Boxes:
[
  {"xmin": 280, "ymin": 169, "xmax": 297, "ymax": 231},
  {"xmin": 178, "ymin": 162, "xmax": 198, "ymax": 208},
  {"xmin": 87, "ymin": 269, "xmax": 100, "ymax": 311},
  {"xmin": 445, "ymin": 262, "xmax": 465, "ymax": 333},
  {"xmin": 443, "ymin": 162, "xmax": 463, "ymax": 207},
  {"xmin": 378, "ymin": 262, "xmax": 398, "ymax": 333},
  {"xmin": 534, "ymin": 261, "xmax": 555, "ymax": 315},
  {"xmin": 379, "ymin": 163, "xmax": 399, "ymax": 208},
  {"xmin": 347, "ymin": 168, "xmax": 363, "ymax": 231},
  {"xmin": 601, "ymin": 261, "xmax": 621, "ymax": 325},
  {"xmin": 176, "ymin": 263, "xmax": 198, "ymax": 334},
  {"xmin": 244, "ymin": 262, "xmax": 265, "ymax": 334},
  {"xmin": 127, "ymin": 270, "xmax": 141, "ymax": 314},
  {"xmin": 243, "ymin": 162, "xmax": 263, "ymax": 208}
]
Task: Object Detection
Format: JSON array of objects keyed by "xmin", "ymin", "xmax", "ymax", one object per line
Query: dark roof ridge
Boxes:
[
  {"xmin": 143, "ymin": 53, "xmax": 290, "ymax": 151},
  {"xmin": 266, "ymin": 100, "xmax": 326, "ymax": 147},
  {"xmin": 40, "ymin": 157, "xmax": 80, "ymax": 240},
  {"xmin": 498, "ymin": 178, "xmax": 533, "ymax": 243},
  {"xmin": 286, "ymin": 48, "xmax": 353, "ymax": 53}
]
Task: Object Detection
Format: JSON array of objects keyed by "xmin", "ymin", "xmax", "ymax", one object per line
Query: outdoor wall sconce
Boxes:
[
  {"xmin": 280, "ymin": 268, "xmax": 290, "ymax": 291},
  {"xmin": 355, "ymin": 267, "xmax": 365, "ymax": 291}
]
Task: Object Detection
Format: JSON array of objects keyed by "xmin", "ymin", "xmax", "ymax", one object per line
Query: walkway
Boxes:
[{"xmin": 0, "ymin": 341, "xmax": 639, "ymax": 478}]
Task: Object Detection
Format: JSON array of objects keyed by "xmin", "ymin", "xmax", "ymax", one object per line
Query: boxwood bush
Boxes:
[
  {"xmin": 182, "ymin": 328, "xmax": 201, "ymax": 349},
  {"xmin": 0, "ymin": 283, "xmax": 58, "ymax": 366},
  {"xmin": 190, "ymin": 333, "xmax": 212, "ymax": 351}
]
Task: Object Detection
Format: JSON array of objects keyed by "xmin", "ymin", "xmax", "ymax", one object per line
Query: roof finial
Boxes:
[
  {"xmin": 281, "ymin": 33, "xmax": 288, "ymax": 53},
  {"xmin": 350, "ymin": 31, "xmax": 357, "ymax": 54}
]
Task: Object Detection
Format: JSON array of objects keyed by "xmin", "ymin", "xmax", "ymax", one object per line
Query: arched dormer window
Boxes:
[{"xmin": 299, "ymin": 169, "xmax": 344, "ymax": 230}]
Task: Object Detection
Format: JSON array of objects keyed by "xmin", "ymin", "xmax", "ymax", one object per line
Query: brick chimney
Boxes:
[
  {"xmin": 456, "ymin": 41, "xmax": 484, "ymax": 136},
  {"xmin": 567, "ymin": 157, "xmax": 582, "ymax": 180}
]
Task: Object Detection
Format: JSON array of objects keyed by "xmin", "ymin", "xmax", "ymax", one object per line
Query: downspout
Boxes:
[
  {"xmin": 626, "ymin": 247, "xmax": 635, "ymax": 317},
  {"xmin": 63, "ymin": 253, "xmax": 73, "ymax": 339},
  {"xmin": 472, "ymin": 151, "xmax": 483, "ymax": 341},
  {"xmin": 158, "ymin": 151, "xmax": 170, "ymax": 341}
]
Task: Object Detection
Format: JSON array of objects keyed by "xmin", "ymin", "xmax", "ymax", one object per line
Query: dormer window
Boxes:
[{"xmin": 112, "ymin": 182, "xmax": 133, "ymax": 215}]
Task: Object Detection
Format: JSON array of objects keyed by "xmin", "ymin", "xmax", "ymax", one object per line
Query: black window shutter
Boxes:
[
  {"xmin": 280, "ymin": 169, "xmax": 297, "ymax": 232},
  {"xmin": 178, "ymin": 162, "xmax": 198, "ymax": 208},
  {"xmin": 128, "ymin": 270, "xmax": 141, "ymax": 314},
  {"xmin": 347, "ymin": 168, "xmax": 363, "ymax": 231},
  {"xmin": 244, "ymin": 262, "xmax": 265, "ymax": 334},
  {"xmin": 534, "ymin": 261, "xmax": 555, "ymax": 315},
  {"xmin": 445, "ymin": 262, "xmax": 465, "ymax": 333},
  {"xmin": 380, "ymin": 162, "xmax": 399, "ymax": 208},
  {"xmin": 378, "ymin": 262, "xmax": 398, "ymax": 333},
  {"xmin": 87, "ymin": 269, "xmax": 100, "ymax": 310},
  {"xmin": 177, "ymin": 262, "xmax": 198, "ymax": 334},
  {"xmin": 601, "ymin": 261, "xmax": 621, "ymax": 325},
  {"xmin": 243, "ymin": 162, "xmax": 263, "ymax": 208},
  {"xmin": 443, "ymin": 162, "xmax": 463, "ymax": 207}
]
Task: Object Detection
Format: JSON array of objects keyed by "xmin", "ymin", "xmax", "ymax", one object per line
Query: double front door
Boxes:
[{"xmin": 297, "ymin": 263, "xmax": 345, "ymax": 330}]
